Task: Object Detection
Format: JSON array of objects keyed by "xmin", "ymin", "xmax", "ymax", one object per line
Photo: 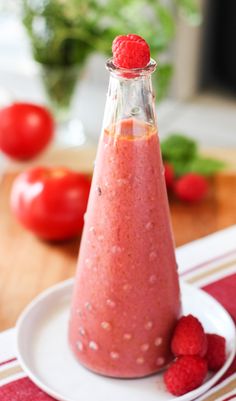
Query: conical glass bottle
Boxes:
[{"xmin": 69, "ymin": 58, "xmax": 181, "ymax": 378}]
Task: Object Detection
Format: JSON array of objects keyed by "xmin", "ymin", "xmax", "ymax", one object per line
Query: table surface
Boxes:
[{"xmin": 1, "ymin": 148, "xmax": 236, "ymax": 331}]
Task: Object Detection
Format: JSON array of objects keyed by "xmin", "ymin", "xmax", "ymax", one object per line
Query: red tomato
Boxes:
[
  {"xmin": 10, "ymin": 167, "xmax": 91, "ymax": 240},
  {"xmin": 0, "ymin": 103, "xmax": 54, "ymax": 160}
]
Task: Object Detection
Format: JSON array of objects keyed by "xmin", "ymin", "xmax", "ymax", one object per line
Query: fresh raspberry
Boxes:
[
  {"xmin": 164, "ymin": 355, "xmax": 208, "ymax": 396},
  {"xmin": 174, "ymin": 173, "xmax": 209, "ymax": 202},
  {"xmin": 171, "ymin": 314, "xmax": 207, "ymax": 357},
  {"xmin": 112, "ymin": 34, "xmax": 150, "ymax": 69},
  {"xmin": 206, "ymin": 333, "xmax": 226, "ymax": 371},
  {"xmin": 164, "ymin": 162, "xmax": 174, "ymax": 189}
]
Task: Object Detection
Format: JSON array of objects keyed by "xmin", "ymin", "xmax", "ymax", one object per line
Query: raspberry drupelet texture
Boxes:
[
  {"xmin": 112, "ymin": 34, "xmax": 150, "ymax": 69},
  {"xmin": 171, "ymin": 314, "xmax": 207, "ymax": 357},
  {"xmin": 206, "ymin": 333, "xmax": 226, "ymax": 371},
  {"xmin": 164, "ymin": 355, "xmax": 208, "ymax": 396}
]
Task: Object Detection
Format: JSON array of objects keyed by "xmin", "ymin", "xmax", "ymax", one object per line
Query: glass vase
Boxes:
[{"xmin": 40, "ymin": 63, "xmax": 86, "ymax": 147}]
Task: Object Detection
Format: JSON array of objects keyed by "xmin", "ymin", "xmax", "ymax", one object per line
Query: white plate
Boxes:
[{"xmin": 16, "ymin": 280, "xmax": 236, "ymax": 401}]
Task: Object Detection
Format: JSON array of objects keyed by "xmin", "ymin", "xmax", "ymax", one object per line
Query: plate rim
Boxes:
[{"xmin": 15, "ymin": 279, "xmax": 236, "ymax": 401}]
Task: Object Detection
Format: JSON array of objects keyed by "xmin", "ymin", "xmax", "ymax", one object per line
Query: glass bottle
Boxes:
[{"xmin": 69, "ymin": 58, "xmax": 181, "ymax": 378}]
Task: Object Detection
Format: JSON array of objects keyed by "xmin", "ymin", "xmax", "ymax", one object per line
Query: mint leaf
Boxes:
[
  {"xmin": 169, "ymin": 160, "xmax": 190, "ymax": 177},
  {"xmin": 169, "ymin": 157, "xmax": 225, "ymax": 177},
  {"xmin": 161, "ymin": 133, "xmax": 225, "ymax": 177},
  {"xmin": 188, "ymin": 157, "xmax": 225, "ymax": 176},
  {"xmin": 161, "ymin": 134, "xmax": 197, "ymax": 162}
]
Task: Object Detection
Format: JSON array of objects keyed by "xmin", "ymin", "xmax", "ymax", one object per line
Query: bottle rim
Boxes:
[{"xmin": 106, "ymin": 58, "xmax": 157, "ymax": 78}]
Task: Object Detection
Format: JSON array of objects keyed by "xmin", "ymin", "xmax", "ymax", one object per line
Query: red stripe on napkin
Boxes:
[
  {"xmin": 203, "ymin": 272, "xmax": 236, "ymax": 383},
  {"xmin": 203, "ymin": 272, "xmax": 236, "ymax": 323},
  {"xmin": 0, "ymin": 377, "xmax": 55, "ymax": 400},
  {"xmin": 0, "ymin": 358, "xmax": 16, "ymax": 367},
  {"xmin": 222, "ymin": 396, "xmax": 236, "ymax": 401},
  {"xmin": 219, "ymin": 356, "xmax": 236, "ymax": 383},
  {"xmin": 181, "ymin": 249, "xmax": 236, "ymax": 277}
]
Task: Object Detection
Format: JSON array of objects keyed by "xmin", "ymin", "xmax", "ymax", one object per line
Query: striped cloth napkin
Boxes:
[{"xmin": 0, "ymin": 225, "xmax": 236, "ymax": 401}]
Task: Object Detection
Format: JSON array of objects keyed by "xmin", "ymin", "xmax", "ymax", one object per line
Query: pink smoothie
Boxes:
[{"xmin": 69, "ymin": 118, "xmax": 181, "ymax": 378}]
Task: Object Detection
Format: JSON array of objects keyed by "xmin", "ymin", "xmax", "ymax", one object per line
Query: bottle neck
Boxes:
[{"xmin": 102, "ymin": 59, "xmax": 157, "ymax": 132}]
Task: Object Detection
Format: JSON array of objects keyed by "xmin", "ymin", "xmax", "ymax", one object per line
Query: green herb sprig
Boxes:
[
  {"xmin": 161, "ymin": 134, "xmax": 225, "ymax": 177},
  {"xmin": 22, "ymin": 0, "xmax": 200, "ymax": 101}
]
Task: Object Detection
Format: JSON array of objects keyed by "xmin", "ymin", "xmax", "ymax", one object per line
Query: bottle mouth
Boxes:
[{"xmin": 106, "ymin": 58, "xmax": 157, "ymax": 78}]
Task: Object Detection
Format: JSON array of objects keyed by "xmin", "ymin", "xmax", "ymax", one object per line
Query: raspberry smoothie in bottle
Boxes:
[{"xmin": 69, "ymin": 35, "xmax": 181, "ymax": 378}]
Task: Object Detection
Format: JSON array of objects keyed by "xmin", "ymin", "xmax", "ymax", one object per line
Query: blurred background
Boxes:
[{"xmin": 0, "ymin": 0, "xmax": 235, "ymax": 152}]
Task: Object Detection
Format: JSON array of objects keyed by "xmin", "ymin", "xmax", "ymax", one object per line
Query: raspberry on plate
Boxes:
[
  {"xmin": 171, "ymin": 314, "xmax": 207, "ymax": 357},
  {"xmin": 174, "ymin": 173, "xmax": 209, "ymax": 202},
  {"xmin": 164, "ymin": 355, "xmax": 208, "ymax": 396},
  {"xmin": 206, "ymin": 333, "xmax": 226, "ymax": 371},
  {"xmin": 112, "ymin": 34, "xmax": 150, "ymax": 69}
]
